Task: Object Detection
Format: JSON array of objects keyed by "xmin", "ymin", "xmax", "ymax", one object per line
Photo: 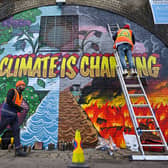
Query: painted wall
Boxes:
[{"xmin": 0, "ymin": 5, "xmax": 168, "ymax": 149}]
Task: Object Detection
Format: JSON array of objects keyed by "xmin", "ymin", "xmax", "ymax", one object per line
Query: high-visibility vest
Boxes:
[
  {"xmin": 5, "ymin": 89, "xmax": 23, "ymax": 106},
  {"xmin": 12, "ymin": 89, "xmax": 23, "ymax": 106},
  {"xmin": 113, "ymin": 29, "xmax": 134, "ymax": 50}
]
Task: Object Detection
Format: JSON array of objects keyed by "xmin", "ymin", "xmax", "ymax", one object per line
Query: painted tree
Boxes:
[{"xmin": 0, "ymin": 8, "xmax": 41, "ymax": 55}]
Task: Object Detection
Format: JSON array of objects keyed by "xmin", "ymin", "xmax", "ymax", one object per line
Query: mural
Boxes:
[
  {"xmin": 0, "ymin": 5, "xmax": 168, "ymax": 149},
  {"xmin": 61, "ymin": 6, "xmax": 168, "ymax": 148},
  {"xmin": 0, "ymin": 6, "xmax": 61, "ymax": 148}
]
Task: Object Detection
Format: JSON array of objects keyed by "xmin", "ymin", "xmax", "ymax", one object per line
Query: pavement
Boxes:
[{"xmin": 0, "ymin": 148, "xmax": 168, "ymax": 168}]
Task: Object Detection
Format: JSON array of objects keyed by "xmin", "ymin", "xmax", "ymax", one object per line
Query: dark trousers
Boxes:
[
  {"xmin": 0, "ymin": 104, "xmax": 20, "ymax": 148},
  {"xmin": 117, "ymin": 43, "xmax": 135, "ymax": 70}
]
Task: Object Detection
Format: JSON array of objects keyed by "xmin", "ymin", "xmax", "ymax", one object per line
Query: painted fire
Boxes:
[{"xmin": 81, "ymin": 80, "xmax": 168, "ymax": 148}]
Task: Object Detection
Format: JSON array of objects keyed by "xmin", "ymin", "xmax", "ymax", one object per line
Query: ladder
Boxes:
[{"xmin": 107, "ymin": 24, "xmax": 168, "ymax": 160}]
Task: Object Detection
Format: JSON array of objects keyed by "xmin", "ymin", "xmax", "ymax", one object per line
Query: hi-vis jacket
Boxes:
[
  {"xmin": 5, "ymin": 89, "xmax": 23, "ymax": 106},
  {"xmin": 113, "ymin": 29, "xmax": 134, "ymax": 50},
  {"xmin": 12, "ymin": 89, "xmax": 23, "ymax": 106}
]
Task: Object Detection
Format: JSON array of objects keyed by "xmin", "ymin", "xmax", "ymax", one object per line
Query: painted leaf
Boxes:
[
  {"xmin": 29, "ymin": 32, "xmax": 34, "ymax": 38},
  {"xmin": 37, "ymin": 79, "xmax": 45, "ymax": 88}
]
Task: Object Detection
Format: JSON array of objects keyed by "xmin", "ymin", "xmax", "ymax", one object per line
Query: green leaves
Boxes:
[
  {"xmin": 37, "ymin": 79, "xmax": 45, "ymax": 88},
  {"xmin": 0, "ymin": 8, "xmax": 41, "ymax": 53},
  {"xmin": 13, "ymin": 9, "xmax": 41, "ymax": 24},
  {"xmin": 0, "ymin": 26, "xmax": 12, "ymax": 44}
]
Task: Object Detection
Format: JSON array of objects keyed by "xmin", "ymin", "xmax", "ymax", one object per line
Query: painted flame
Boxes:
[{"xmin": 81, "ymin": 80, "xmax": 168, "ymax": 148}]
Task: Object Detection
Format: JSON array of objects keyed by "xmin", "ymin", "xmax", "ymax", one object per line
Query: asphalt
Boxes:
[{"xmin": 0, "ymin": 148, "xmax": 168, "ymax": 168}]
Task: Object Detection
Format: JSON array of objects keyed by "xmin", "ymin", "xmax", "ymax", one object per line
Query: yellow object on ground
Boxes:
[
  {"xmin": 72, "ymin": 130, "xmax": 85, "ymax": 164},
  {"xmin": 0, "ymin": 137, "xmax": 2, "ymax": 144},
  {"xmin": 10, "ymin": 137, "xmax": 14, "ymax": 145}
]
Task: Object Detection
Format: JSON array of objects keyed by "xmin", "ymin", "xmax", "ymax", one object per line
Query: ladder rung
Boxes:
[
  {"xmin": 129, "ymin": 94, "xmax": 144, "ymax": 97},
  {"xmin": 110, "ymin": 27, "xmax": 118, "ymax": 30},
  {"xmin": 140, "ymin": 130, "xmax": 160, "ymax": 132},
  {"xmin": 136, "ymin": 116, "xmax": 154, "ymax": 119},
  {"xmin": 109, "ymin": 24, "xmax": 118, "ymax": 27},
  {"xmin": 132, "ymin": 104, "xmax": 149, "ymax": 108},
  {"xmin": 142, "ymin": 144, "xmax": 165, "ymax": 147},
  {"xmin": 126, "ymin": 84, "xmax": 141, "ymax": 88},
  {"xmin": 131, "ymin": 155, "xmax": 168, "ymax": 161}
]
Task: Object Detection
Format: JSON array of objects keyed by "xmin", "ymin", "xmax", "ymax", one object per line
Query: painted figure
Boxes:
[
  {"xmin": 113, "ymin": 24, "xmax": 137, "ymax": 76},
  {"xmin": 0, "ymin": 81, "xmax": 27, "ymax": 156}
]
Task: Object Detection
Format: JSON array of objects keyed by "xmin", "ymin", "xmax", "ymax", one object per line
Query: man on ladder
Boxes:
[
  {"xmin": 113, "ymin": 24, "xmax": 137, "ymax": 76},
  {"xmin": 107, "ymin": 23, "xmax": 168, "ymax": 160}
]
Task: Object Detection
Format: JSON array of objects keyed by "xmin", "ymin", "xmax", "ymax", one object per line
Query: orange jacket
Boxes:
[
  {"xmin": 12, "ymin": 89, "xmax": 23, "ymax": 106},
  {"xmin": 113, "ymin": 29, "xmax": 134, "ymax": 50}
]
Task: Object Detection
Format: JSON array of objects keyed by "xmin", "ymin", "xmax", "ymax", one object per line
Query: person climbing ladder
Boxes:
[{"xmin": 113, "ymin": 24, "xmax": 137, "ymax": 76}]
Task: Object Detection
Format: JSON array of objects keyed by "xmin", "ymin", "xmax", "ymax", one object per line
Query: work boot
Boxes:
[
  {"xmin": 15, "ymin": 148, "xmax": 27, "ymax": 157},
  {"xmin": 123, "ymin": 69, "xmax": 128, "ymax": 76},
  {"xmin": 130, "ymin": 68, "xmax": 137, "ymax": 76}
]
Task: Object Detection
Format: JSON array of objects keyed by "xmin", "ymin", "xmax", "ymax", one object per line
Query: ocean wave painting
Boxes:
[{"xmin": 20, "ymin": 79, "xmax": 60, "ymax": 149}]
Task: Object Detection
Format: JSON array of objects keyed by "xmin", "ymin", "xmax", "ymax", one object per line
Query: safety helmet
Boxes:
[
  {"xmin": 16, "ymin": 80, "xmax": 26, "ymax": 87},
  {"xmin": 123, "ymin": 24, "xmax": 130, "ymax": 29}
]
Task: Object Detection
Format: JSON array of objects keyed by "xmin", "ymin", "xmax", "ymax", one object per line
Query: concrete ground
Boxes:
[{"xmin": 0, "ymin": 148, "xmax": 168, "ymax": 168}]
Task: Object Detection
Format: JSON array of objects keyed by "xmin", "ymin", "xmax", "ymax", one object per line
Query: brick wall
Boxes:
[{"xmin": 0, "ymin": 0, "xmax": 167, "ymax": 46}]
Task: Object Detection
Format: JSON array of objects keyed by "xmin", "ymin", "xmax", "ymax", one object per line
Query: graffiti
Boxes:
[
  {"xmin": 0, "ymin": 4, "xmax": 167, "ymax": 149},
  {"xmin": 80, "ymin": 79, "xmax": 168, "ymax": 148},
  {"xmin": 79, "ymin": 30, "xmax": 102, "ymax": 54},
  {"xmin": 0, "ymin": 53, "xmax": 161, "ymax": 79},
  {"xmin": 133, "ymin": 55, "xmax": 160, "ymax": 78},
  {"xmin": 0, "ymin": 9, "xmax": 41, "ymax": 55},
  {"xmin": 0, "ymin": 76, "xmax": 46, "ymax": 127}
]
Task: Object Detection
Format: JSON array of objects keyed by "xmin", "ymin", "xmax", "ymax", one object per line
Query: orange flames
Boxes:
[{"xmin": 81, "ymin": 80, "xmax": 168, "ymax": 148}]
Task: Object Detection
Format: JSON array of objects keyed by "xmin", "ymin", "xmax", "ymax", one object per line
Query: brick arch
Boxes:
[{"xmin": 0, "ymin": 0, "xmax": 168, "ymax": 46}]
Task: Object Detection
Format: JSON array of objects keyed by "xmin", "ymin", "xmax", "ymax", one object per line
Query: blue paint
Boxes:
[
  {"xmin": 19, "ymin": 6, "xmax": 61, "ymax": 148},
  {"xmin": 21, "ymin": 82, "xmax": 60, "ymax": 148}
]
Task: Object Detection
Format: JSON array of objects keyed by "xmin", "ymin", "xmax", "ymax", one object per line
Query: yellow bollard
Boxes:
[
  {"xmin": 72, "ymin": 130, "xmax": 85, "ymax": 164},
  {"xmin": 68, "ymin": 130, "xmax": 89, "ymax": 168}
]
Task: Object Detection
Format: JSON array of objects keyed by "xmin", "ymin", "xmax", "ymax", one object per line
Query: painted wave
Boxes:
[{"xmin": 20, "ymin": 80, "xmax": 60, "ymax": 149}]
